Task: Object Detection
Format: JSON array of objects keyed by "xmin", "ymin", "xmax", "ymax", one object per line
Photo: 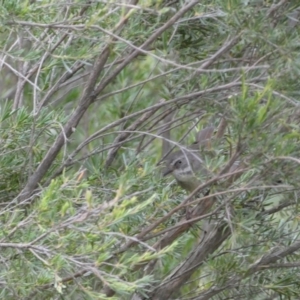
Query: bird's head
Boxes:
[{"xmin": 162, "ymin": 150, "xmax": 206, "ymax": 191}]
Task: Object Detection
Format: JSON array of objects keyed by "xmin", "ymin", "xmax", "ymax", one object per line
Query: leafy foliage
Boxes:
[{"xmin": 0, "ymin": 0, "xmax": 300, "ymax": 299}]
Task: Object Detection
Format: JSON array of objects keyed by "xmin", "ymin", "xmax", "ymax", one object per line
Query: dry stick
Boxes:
[
  {"xmin": 148, "ymin": 179, "xmax": 255, "ymax": 299},
  {"xmin": 17, "ymin": 0, "xmax": 198, "ymax": 203},
  {"xmin": 148, "ymin": 222, "xmax": 231, "ymax": 300},
  {"xmin": 138, "ymin": 147, "xmax": 240, "ymax": 282},
  {"xmin": 37, "ymin": 171, "xmax": 260, "ymax": 299},
  {"xmin": 18, "ymin": 1, "xmax": 141, "ymax": 198},
  {"xmin": 96, "ymin": 58, "xmax": 232, "ymax": 102},
  {"xmin": 15, "ymin": 46, "xmax": 110, "ymax": 203},
  {"xmin": 102, "ymin": 1, "xmax": 198, "ymax": 168},
  {"xmin": 135, "ymin": 105, "xmax": 176, "ymax": 155},
  {"xmin": 106, "ymin": 168, "xmax": 234, "ymax": 296},
  {"xmin": 44, "ymin": 110, "xmax": 205, "ymax": 185},
  {"xmin": 12, "ymin": 31, "xmax": 69, "ymax": 109},
  {"xmin": 47, "ymin": 77, "xmax": 263, "ymax": 190},
  {"xmin": 103, "ymin": 61, "xmax": 161, "ymax": 168},
  {"xmin": 8, "ymin": 22, "xmax": 257, "ymax": 75},
  {"xmin": 38, "ymin": 1, "xmax": 120, "ymax": 110},
  {"xmin": 91, "ymin": 109, "xmax": 203, "ymax": 159},
  {"xmin": 90, "ymin": 33, "xmax": 241, "ymax": 159},
  {"xmin": 49, "ymin": 78, "xmax": 263, "ymax": 181},
  {"xmin": 160, "ymin": 105, "xmax": 176, "ymax": 159},
  {"xmin": 158, "ymin": 110, "xmax": 206, "ymax": 164},
  {"xmin": 199, "ymin": 34, "xmax": 243, "ymax": 70},
  {"xmin": 25, "ymin": 185, "xmax": 242, "ymax": 299},
  {"xmin": 13, "ymin": 41, "xmax": 30, "ymax": 109},
  {"xmin": 154, "ymin": 35, "xmax": 241, "ymax": 159},
  {"xmin": 267, "ymin": 0, "xmax": 288, "ymax": 17},
  {"xmin": 69, "ymin": 111, "xmax": 205, "ymax": 168},
  {"xmin": 115, "ymin": 146, "xmax": 242, "ymax": 257},
  {"xmin": 41, "ymin": 4, "xmax": 210, "ymax": 180},
  {"xmin": 142, "ymin": 182, "xmax": 255, "ymax": 242},
  {"xmin": 115, "ymin": 176, "xmax": 220, "ymax": 254},
  {"xmin": 21, "ymin": 184, "xmax": 287, "ymax": 300},
  {"xmin": 121, "ymin": 60, "xmax": 160, "ymax": 128},
  {"xmin": 135, "ymin": 105, "xmax": 176, "ymax": 154},
  {"xmin": 146, "ymin": 168, "xmax": 253, "ymax": 298},
  {"xmin": 50, "ymin": 128, "xmax": 235, "ymax": 261},
  {"xmin": 37, "ymin": 62, "xmax": 85, "ymax": 111},
  {"xmin": 92, "ymin": 129, "xmax": 208, "ymax": 164},
  {"xmin": 137, "ymin": 122, "xmax": 232, "ymax": 274},
  {"xmin": 27, "ymin": 181, "xmax": 290, "ymax": 299},
  {"xmin": 190, "ymin": 240, "xmax": 300, "ymax": 300},
  {"xmin": 139, "ymin": 108, "xmax": 204, "ymax": 156},
  {"xmin": 104, "ymin": 105, "xmax": 162, "ymax": 167},
  {"xmin": 93, "ymin": 0, "xmax": 200, "ymax": 97}
]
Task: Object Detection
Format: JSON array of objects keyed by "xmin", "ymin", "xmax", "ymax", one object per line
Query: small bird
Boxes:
[
  {"xmin": 162, "ymin": 149, "xmax": 208, "ymax": 192},
  {"xmin": 162, "ymin": 126, "xmax": 214, "ymax": 192}
]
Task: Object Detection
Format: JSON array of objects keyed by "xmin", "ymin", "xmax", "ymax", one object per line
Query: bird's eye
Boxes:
[{"xmin": 175, "ymin": 160, "xmax": 182, "ymax": 168}]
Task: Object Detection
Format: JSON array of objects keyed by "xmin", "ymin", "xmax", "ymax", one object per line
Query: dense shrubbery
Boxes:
[{"xmin": 0, "ymin": 1, "xmax": 300, "ymax": 299}]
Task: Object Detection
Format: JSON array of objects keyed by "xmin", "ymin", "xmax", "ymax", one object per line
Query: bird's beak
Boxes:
[{"xmin": 162, "ymin": 167, "xmax": 173, "ymax": 177}]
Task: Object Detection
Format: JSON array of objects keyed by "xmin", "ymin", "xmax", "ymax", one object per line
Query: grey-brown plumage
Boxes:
[
  {"xmin": 162, "ymin": 149, "xmax": 208, "ymax": 192},
  {"xmin": 162, "ymin": 126, "xmax": 214, "ymax": 192}
]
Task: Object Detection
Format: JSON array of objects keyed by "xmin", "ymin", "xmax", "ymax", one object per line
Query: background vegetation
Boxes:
[{"xmin": 0, "ymin": 0, "xmax": 300, "ymax": 299}]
